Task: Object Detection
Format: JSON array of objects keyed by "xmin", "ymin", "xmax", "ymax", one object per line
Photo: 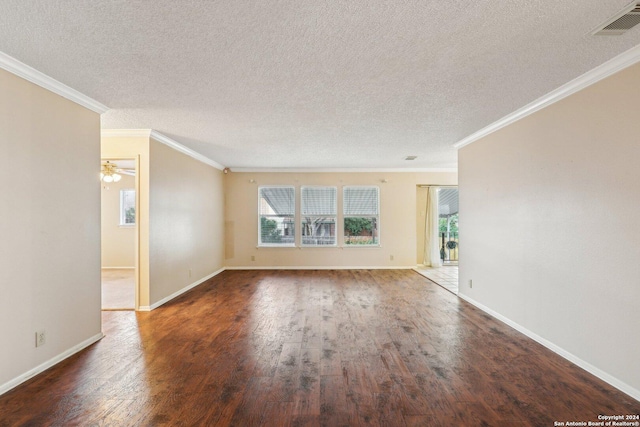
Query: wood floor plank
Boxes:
[
  {"xmin": 262, "ymin": 401, "xmax": 296, "ymax": 427},
  {"xmin": 320, "ymin": 375, "xmax": 355, "ymax": 427},
  {"xmin": 294, "ymin": 348, "xmax": 321, "ymax": 417},
  {"xmin": 272, "ymin": 342, "xmax": 302, "ymax": 402},
  {"xmin": 0, "ymin": 269, "xmax": 638, "ymax": 426}
]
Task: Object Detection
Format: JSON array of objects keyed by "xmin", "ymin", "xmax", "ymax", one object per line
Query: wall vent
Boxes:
[
  {"xmin": 404, "ymin": 156, "xmax": 417, "ymax": 160},
  {"xmin": 593, "ymin": 2, "xmax": 640, "ymax": 35}
]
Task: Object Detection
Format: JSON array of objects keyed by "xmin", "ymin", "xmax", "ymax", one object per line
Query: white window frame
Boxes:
[
  {"xmin": 258, "ymin": 186, "xmax": 296, "ymax": 247},
  {"xmin": 300, "ymin": 186, "xmax": 338, "ymax": 247},
  {"xmin": 119, "ymin": 188, "xmax": 136, "ymax": 226},
  {"xmin": 343, "ymin": 186, "xmax": 380, "ymax": 247}
]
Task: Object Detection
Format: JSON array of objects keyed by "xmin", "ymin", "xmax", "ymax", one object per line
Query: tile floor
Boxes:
[{"xmin": 414, "ymin": 264, "xmax": 459, "ymax": 294}]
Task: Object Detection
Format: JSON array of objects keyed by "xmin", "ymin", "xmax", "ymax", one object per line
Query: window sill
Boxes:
[{"xmin": 119, "ymin": 224, "xmax": 135, "ymax": 228}]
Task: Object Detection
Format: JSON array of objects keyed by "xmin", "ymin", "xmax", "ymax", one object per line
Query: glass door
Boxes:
[{"xmin": 438, "ymin": 188, "xmax": 458, "ymax": 265}]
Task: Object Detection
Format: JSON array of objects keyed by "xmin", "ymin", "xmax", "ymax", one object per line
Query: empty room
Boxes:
[{"xmin": 1, "ymin": 1, "xmax": 639, "ymax": 426}]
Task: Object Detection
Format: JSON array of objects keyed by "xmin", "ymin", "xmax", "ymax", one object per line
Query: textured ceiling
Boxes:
[{"xmin": 1, "ymin": 1, "xmax": 639, "ymax": 170}]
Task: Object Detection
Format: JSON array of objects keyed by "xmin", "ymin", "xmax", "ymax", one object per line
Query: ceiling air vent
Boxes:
[
  {"xmin": 593, "ymin": 2, "xmax": 640, "ymax": 35},
  {"xmin": 404, "ymin": 156, "xmax": 417, "ymax": 160}
]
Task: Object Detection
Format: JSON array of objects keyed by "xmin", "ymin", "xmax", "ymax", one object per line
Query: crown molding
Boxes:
[
  {"xmin": 454, "ymin": 43, "xmax": 640, "ymax": 149},
  {"xmin": 149, "ymin": 130, "xmax": 225, "ymax": 170},
  {"xmin": 101, "ymin": 129, "xmax": 225, "ymax": 170},
  {"xmin": 229, "ymin": 167, "xmax": 458, "ymax": 173},
  {"xmin": 0, "ymin": 51, "xmax": 109, "ymax": 114},
  {"xmin": 100, "ymin": 132, "xmax": 455, "ymax": 173}
]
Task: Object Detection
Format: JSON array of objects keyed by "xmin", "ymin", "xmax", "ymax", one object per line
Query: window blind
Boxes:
[
  {"xmin": 343, "ymin": 186, "xmax": 379, "ymax": 216},
  {"xmin": 260, "ymin": 187, "xmax": 295, "ymax": 216},
  {"xmin": 301, "ymin": 187, "xmax": 336, "ymax": 216}
]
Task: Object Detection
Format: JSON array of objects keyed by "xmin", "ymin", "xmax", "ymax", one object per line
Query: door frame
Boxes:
[
  {"xmin": 100, "ymin": 156, "xmax": 140, "ymax": 311},
  {"xmin": 416, "ymin": 184, "xmax": 458, "ymax": 266}
]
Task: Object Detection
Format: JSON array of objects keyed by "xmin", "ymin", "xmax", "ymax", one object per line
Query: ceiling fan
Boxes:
[{"xmin": 100, "ymin": 160, "xmax": 135, "ymax": 183}]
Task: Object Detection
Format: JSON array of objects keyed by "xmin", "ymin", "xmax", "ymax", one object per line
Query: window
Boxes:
[
  {"xmin": 301, "ymin": 186, "xmax": 337, "ymax": 246},
  {"xmin": 119, "ymin": 189, "xmax": 136, "ymax": 226},
  {"xmin": 343, "ymin": 186, "xmax": 379, "ymax": 245},
  {"xmin": 259, "ymin": 186, "xmax": 295, "ymax": 246}
]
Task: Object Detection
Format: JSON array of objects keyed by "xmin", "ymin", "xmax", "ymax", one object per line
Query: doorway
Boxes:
[
  {"xmin": 415, "ymin": 185, "xmax": 459, "ymax": 294},
  {"xmin": 100, "ymin": 158, "xmax": 138, "ymax": 310},
  {"xmin": 438, "ymin": 188, "xmax": 459, "ymax": 265}
]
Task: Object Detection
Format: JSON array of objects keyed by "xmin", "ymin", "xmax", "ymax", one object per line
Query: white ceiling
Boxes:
[{"xmin": 1, "ymin": 1, "xmax": 639, "ymax": 170}]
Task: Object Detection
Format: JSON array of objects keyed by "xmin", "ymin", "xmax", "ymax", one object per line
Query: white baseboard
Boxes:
[
  {"xmin": 224, "ymin": 265, "xmax": 415, "ymax": 270},
  {"xmin": 101, "ymin": 266, "xmax": 135, "ymax": 270},
  {"xmin": 457, "ymin": 293, "xmax": 640, "ymax": 402},
  {"xmin": 139, "ymin": 268, "xmax": 226, "ymax": 311},
  {"xmin": 0, "ymin": 332, "xmax": 104, "ymax": 396}
]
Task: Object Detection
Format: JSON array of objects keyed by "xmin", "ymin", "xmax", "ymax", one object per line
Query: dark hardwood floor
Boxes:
[{"xmin": 1, "ymin": 270, "xmax": 638, "ymax": 426}]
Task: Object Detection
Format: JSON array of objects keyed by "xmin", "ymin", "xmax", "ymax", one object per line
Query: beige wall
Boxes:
[
  {"xmin": 0, "ymin": 69, "xmax": 102, "ymax": 390},
  {"xmin": 458, "ymin": 62, "xmax": 640, "ymax": 397},
  {"xmin": 416, "ymin": 187, "xmax": 427, "ymax": 264},
  {"xmin": 102, "ymin": 136, "xmax": 225, "ymax": 309},
  {"xmin": 224, "ymin": 171, "xmax": 457, "ymax": 268},
  {"xmin": 101, "ymin": 173, "xmax": 136, "ymax": 268},
  {"xmin": 148, "ymin": 138, "xmax": 225, "ymax": 305}
]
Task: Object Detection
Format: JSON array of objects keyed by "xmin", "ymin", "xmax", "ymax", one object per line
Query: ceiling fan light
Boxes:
[
  {"xmin": 100, "ymin": 172, "xmax": 104, "ymax": 180},
  {"xmin": 113, "ymin": 173, "xmax": 122, "ymax": 182},
  {"xmin": 103, "ymin": 175, "xmax": 114, "ymax": 183}
]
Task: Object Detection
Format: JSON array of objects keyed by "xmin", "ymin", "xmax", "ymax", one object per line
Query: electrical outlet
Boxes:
[
  {"xmin": 189, "ymin": 269, "xmax": 192, "ymax": 278},
  {"xmin": 35, "ymin": 330, "xmax": 46, "ymax": 347},
  {"xmin": 251, "ymin": 255, "xmax": 255, "ymax": 261},
  {"xmin": 469, "ymin": 279, "xmax": 473, "ymax": 289},
  {"xmin": 390, "ymin": 255, "xmax": 394, "ymax": 261}
]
